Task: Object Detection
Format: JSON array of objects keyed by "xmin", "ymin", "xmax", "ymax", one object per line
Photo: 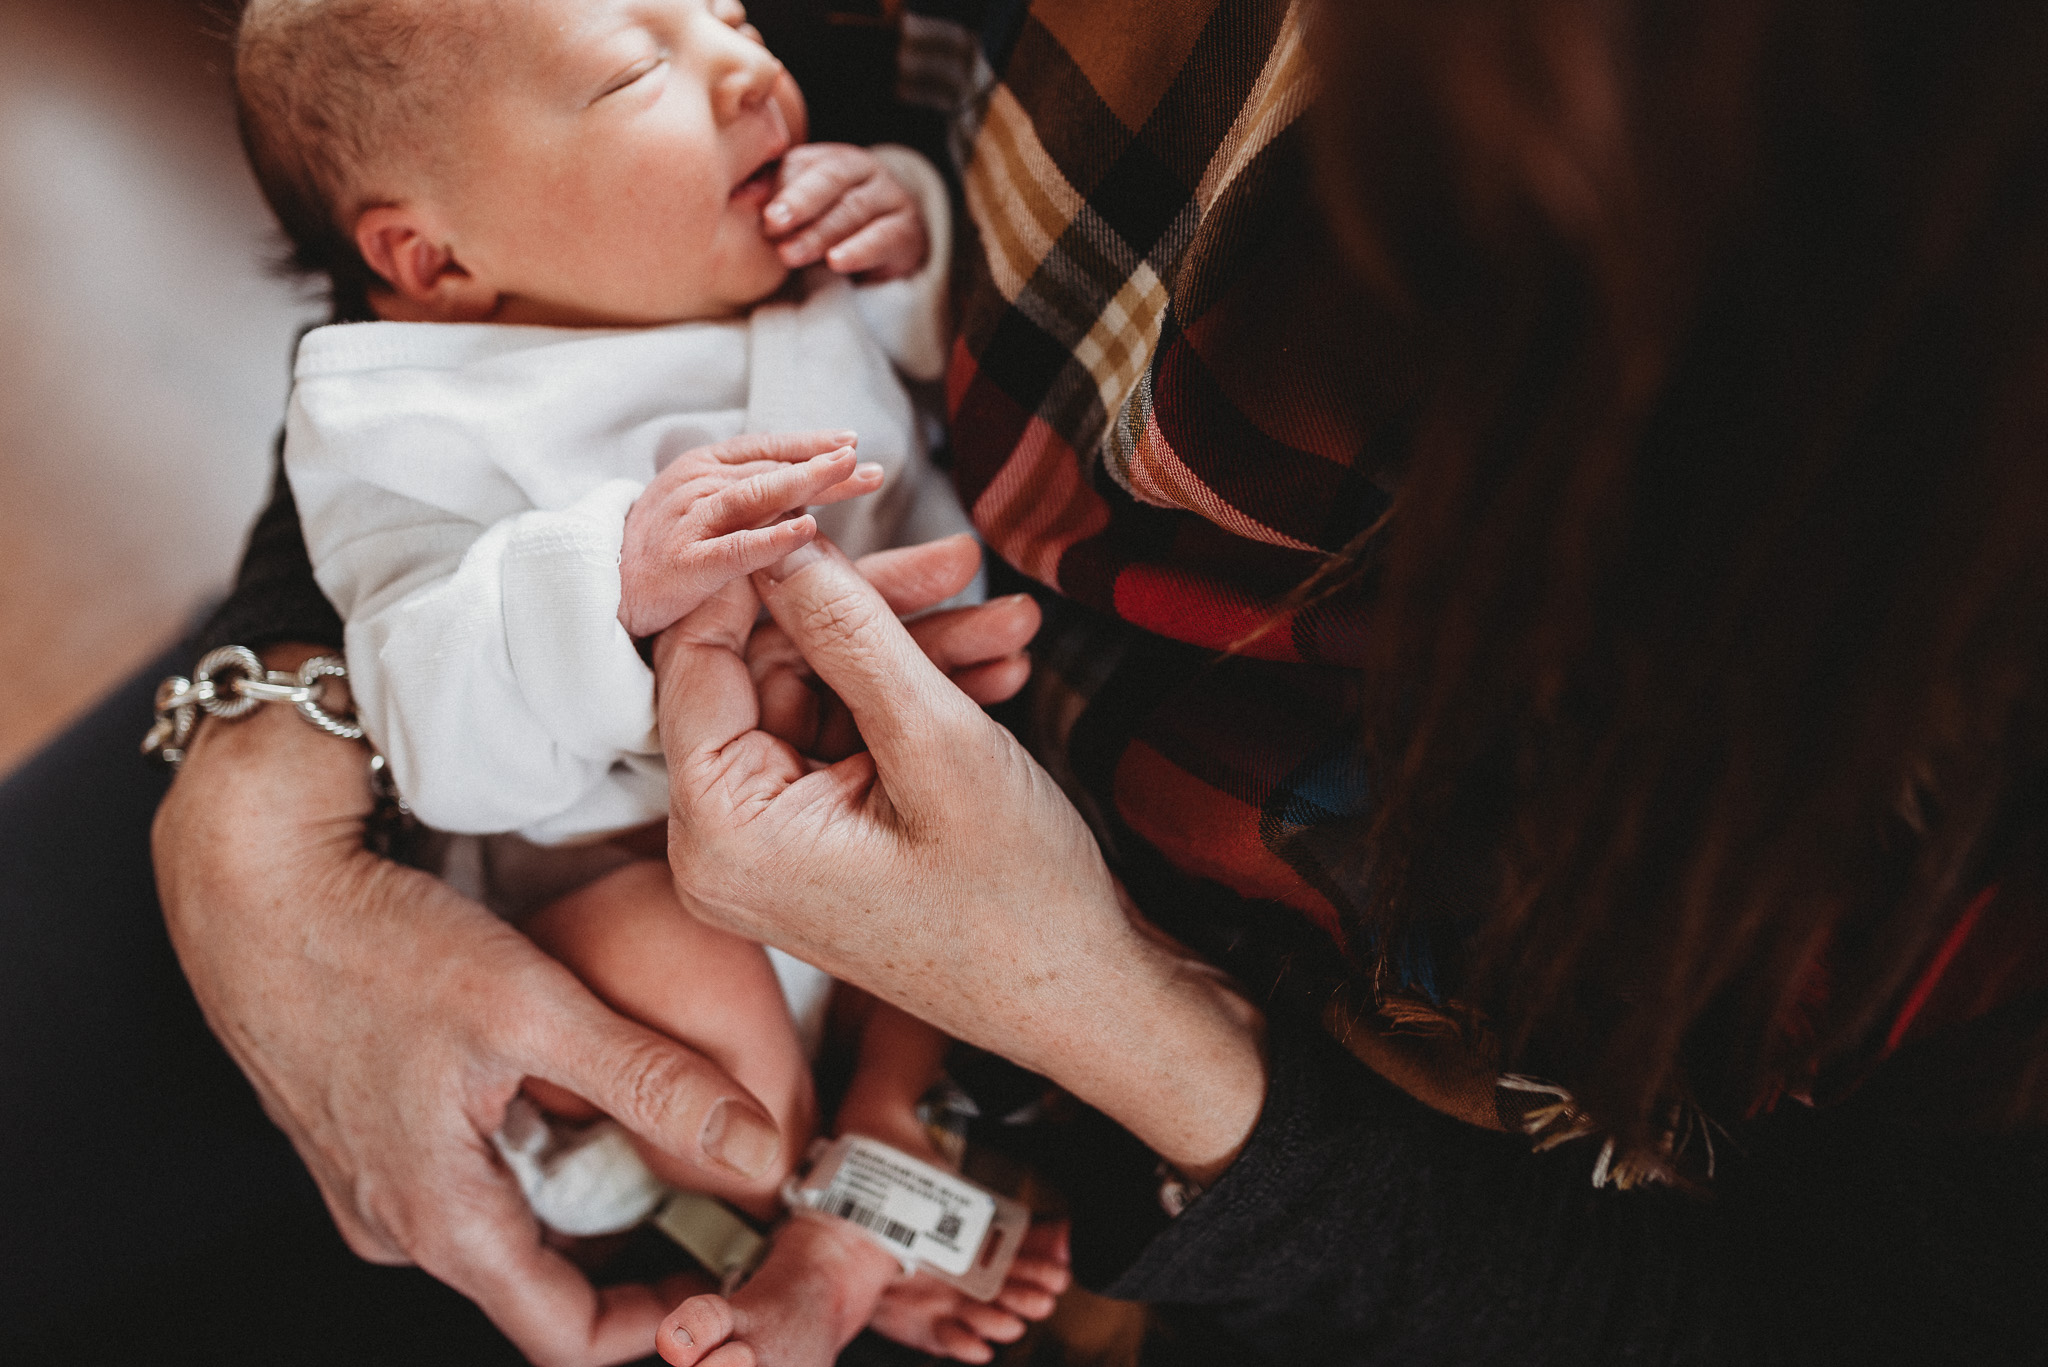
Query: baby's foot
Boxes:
[
  {"xmin": 659, "ymin": 1215, "xmax": 900, "ymax": 1367},
  {"xmin": 867, "ymin": 1219, "xmax": 1073, "ymax": 1364}
]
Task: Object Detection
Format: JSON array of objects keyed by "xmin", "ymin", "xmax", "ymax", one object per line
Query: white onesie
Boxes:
[{"xmin": 286, "ymin": 146, "xmax": 966, "ymax": 847}]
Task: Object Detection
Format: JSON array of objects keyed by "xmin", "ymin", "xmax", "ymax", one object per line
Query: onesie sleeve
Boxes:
[
  {"xmin": 855, "ymin": 144, "xmax": 954, "ymax": 383},
  {"xmin": 290, "ymin": 412, "xmax": 656, "ymax": 837}
]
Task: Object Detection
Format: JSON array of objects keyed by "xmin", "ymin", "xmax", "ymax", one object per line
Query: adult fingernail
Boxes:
[
  {"xmin": 700, "ymin": 1097, "xmax": 780, "ymax": 1178},
  {"xmin": 758, "ymin": 539, "xmax": 827, "ymax": 586},
  {"xmin": 671, "ymin": 1323, "xmax": 694, "ymax": 1346}
]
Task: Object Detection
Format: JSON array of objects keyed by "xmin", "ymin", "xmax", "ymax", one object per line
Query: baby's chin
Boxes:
[
  {"xmin": 730, "ymin": 256, "xmax": 794, "ymax": 310},
  {"xmin": 674, "ymin": 244, "xmax": 794, "ymax": 322}
]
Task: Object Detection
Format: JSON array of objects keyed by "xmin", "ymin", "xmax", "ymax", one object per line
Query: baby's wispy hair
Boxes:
[{"xmin": 234, "ymin": 0, "xmax": 477, "ymax": 320}]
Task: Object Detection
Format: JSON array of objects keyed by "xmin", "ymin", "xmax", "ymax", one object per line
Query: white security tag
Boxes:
[{"xmin": 784, "ymin": 1136, "xmax": 1029, "ymax": 1301}]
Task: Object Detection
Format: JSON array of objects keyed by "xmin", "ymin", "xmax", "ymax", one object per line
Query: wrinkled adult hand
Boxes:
[
  {"xmin": 745, "ymin": 533, "xmax": 1037, "ymax": 758},
  {"xmin": 657, "ymin": 541, "xmax": 1268, "ymax": 1180},
  {"xmin": 153, "ymin": 649, "xmax": 786, "ymax": 1367}
]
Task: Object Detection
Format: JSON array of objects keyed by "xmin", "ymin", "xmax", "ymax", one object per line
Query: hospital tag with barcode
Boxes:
[{"xmin": 783, "ymin": 1136, "xmax": 1029, "ymax": 1301}]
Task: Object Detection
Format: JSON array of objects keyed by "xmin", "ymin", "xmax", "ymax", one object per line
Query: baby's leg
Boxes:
[
  {"xmin": 846, "ymin": 1004, "xmax": 1071, "ymax": 1362},
  {"xmin": 660, "ymin": 1002, "xmax": 1070, "ymax": 1367},
  {"xmin": 524, "ymin": 859, "xmax": 815, "ymax": 1210},
  {"xmin": 661, "ymin": 1213, "xmax": 905, "ymax": 1367}
]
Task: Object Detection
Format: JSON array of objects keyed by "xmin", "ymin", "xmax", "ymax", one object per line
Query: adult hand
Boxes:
[
  {"xmin": 153, "ymin": 647, "xmax": 786, "ymax": 1367},
  {"xmin": 657, "ymin": 542, "xmax": 1268, "ymax": 1182},
  {"xmin": 745, "ymin": 533, "xmax": 1038, "ymax": 758}
]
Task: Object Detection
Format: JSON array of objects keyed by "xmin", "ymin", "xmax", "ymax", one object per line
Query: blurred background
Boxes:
[{"xmin": 0, "ymin": 0, "xmax": 321, "ymax": 776}]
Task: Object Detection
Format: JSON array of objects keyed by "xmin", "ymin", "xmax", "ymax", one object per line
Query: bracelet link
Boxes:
[{"xmin": 143, "ymin": 647, "xmax": 364, "ymax": 768}]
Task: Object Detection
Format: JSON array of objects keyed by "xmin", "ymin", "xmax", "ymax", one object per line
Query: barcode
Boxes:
[{"xmin": 833, "ymin": 1196, "xmax": 917, "ymax": 1248}]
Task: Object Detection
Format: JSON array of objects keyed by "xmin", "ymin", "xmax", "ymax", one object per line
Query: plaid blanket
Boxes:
[{"xmin": 904, "ymin": 0, "xmax": 1424, "ymax": 952}]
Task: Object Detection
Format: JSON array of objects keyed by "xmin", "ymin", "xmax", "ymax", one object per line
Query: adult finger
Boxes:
[
  {"xmin": 513, "ymin": 958, "xmax": 787, "ymax": 1205},
  {"xmin": 653, "ymin": 575, "xmax": 793, "ymax": 778},
  {"xmin": 904, "ymin": 593, "xmax": 1040, "ymax": 677},
  {"xmin": 948, "ymin": 655, "xmax": 1033, "ymax": 705},
  {"xmin": 746, "ymin": 593, "xmax": 1035, "ymax": 697},
  {"xmin": 741, "ymin": 535, "xmax": 986, "ymax": 740},
  {"xmin": 753, "ymin": 539, "xmax": 986, "ymax": 769},
  {"xmin": 850, "ymin": 533, "xmax": 983, "ymax": 615},
  {"xmin": 429, "ymin": 1194, "xmax": 676, "ymax": 1367}
]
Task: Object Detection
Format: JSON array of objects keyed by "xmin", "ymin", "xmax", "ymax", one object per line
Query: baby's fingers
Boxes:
[
  {"xmin": 823, "ymin": 208, "xmax": 927, "ymax": 280},
  {"xmin": 706, "ymin": 428, "xmax": 858, "ymax": 469},
  {"xmin": 679, "ymin": 519, "xmax": 821, "ymax": 595},
  {"xmin": 773, "ymin": 177, "xmax": 907, "ymax": 269},
  {"xmin": 996, "ymin": 1221, "xmax": 1071, "ymax": 1319},
  {"xmin": 696, "ymin": 449, "xmax": 877, "ymax": 534},
  {"xmin": 763, "ymin": 144, "xmax": 870, "ymax": 236}
]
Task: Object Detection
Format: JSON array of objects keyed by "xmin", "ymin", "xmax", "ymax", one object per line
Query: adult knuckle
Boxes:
[
  {"xmin": 798, "ymin": 585, "xmax": 881, "ymax": 649},
  {"xmin": 615, "ymin": 1033, "xmax": 710, "ymax": 1127}
]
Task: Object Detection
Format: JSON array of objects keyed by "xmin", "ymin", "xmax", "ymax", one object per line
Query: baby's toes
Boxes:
[
  {"xmin": 954, "ymin": 1299, "xmax": 1028, "ymax": 1346},
  {"xmin": 929, "ymin": 1316, "xmax": 998, "ymax": 1365},
  {"xmin": 660, "ymin": 1293, "xmax": 742, "ymax": 1367},
  {"xmin": 995, "ymin": 1278, "xmax": 1059, "ymax": 1320},
  {"xmin": 996, "ymin": 1251, "xmax": 1072, "ymax": 1319}
]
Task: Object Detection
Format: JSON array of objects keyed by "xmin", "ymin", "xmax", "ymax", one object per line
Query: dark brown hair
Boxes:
[{"xmin": 1311, "ymin": 0, "xmax": 2048, "ymax": 1142}]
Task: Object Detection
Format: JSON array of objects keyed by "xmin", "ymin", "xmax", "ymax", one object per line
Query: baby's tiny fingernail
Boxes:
[
  {"xmin": 833, "ymin": 430, "xmax": 859, "ymax": 445},
  {"xmin": 856, "ymin": 461, "xmax": 884, "ymax": 479},
  {"xmin": 700, "ymin": 1097, "xmax": 780, "ymax": 1178},
  {"xmin": 766, "ymin": 202, "xmax": 791, "ymax": 226}
]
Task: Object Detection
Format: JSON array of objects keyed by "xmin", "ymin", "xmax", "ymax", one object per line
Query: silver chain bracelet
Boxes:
[
  {"xmin": 143, "ymin": 645, "xmax": 363, "ymax": 767},
  {"xmin": 144, "ymin": 646, "xmax": 417, "ymax": 856}
]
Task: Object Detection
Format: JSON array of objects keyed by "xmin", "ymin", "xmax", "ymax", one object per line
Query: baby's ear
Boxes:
[{"xmin": 354, "ymin": 205, "xmax": 496, "ymax": 322}]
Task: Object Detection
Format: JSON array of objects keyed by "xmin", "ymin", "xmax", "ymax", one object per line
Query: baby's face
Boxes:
[{"xmin": 435, "ymin": 0, "xmax": 807, "ymax": 326}]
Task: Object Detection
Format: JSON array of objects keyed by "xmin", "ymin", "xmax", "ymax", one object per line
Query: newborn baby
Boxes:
[{"xmin": 234, "ymin": 0, "xmax": 1065, "ymax": 1362}]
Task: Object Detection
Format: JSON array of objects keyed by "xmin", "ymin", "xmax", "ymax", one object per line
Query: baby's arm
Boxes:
[{"xmin": 292, "ymin": 427, "xmax": 879, "ymax": 836}]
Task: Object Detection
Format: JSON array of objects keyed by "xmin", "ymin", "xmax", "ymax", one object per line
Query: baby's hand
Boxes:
[
  {"xmin": 764, "ymin": 143, "xmax": 928, "ymax": 281},
  {"xmin": 618, "ymin": 430, "xmax": 882, "ymax": 639}
]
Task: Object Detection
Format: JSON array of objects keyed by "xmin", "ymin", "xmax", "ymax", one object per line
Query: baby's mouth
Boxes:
[{"xmin": 733, "ymin": 157, "xmax": 782, "ymax": 205}]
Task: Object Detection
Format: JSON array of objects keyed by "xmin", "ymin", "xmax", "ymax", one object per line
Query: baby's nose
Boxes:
[{"xmin": 712, "ymin": 43, "xmax": 783, "ymax": 123}]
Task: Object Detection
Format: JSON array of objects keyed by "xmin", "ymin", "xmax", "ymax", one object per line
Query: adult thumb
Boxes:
[
  {"xmin": 525, "ymin": 980, "xmax": 787, "ymax": 1206},
  {"xmin": 752, "ymin": 538, "xmax": 980, "ymax": 773}
]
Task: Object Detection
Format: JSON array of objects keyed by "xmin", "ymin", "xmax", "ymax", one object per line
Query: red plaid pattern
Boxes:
[{"xmin": 908, "ymin": 0, "xmax": 1421, "ymax": 945}]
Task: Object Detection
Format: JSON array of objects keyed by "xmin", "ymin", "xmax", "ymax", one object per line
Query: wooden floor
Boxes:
[{"xmin": 0, "ymin": 0, "xmax": 321, "ymax": 775}]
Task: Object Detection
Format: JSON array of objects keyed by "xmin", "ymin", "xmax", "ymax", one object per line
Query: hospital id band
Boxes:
[{"xmin": 782, "ymin": 1135, "xmax": 1031, "ymax": 1302}]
